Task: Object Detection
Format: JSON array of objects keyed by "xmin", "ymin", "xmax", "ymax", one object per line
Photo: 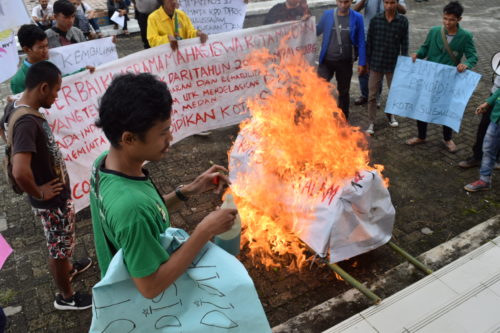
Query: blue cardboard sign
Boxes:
[
  {"xmin": 89, "ymin": 228, "xmax": 271, "ymax": 333},
  {"xmin": 385, "ymin": 56, "xmax": 481, "ymax": 132}
]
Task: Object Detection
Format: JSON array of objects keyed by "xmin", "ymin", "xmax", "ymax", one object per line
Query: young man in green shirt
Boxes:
[
  {"xmin": 90, "ymin": 73, "xmax": 237, "ymax": 298},
  {"xmin": 464, "ymin": 89, "xmax": 500, "ymax": 192},
  {"xmin": 10, "ymin": 24, "xmax": 49, "ymax": 95},
  {"xmin": 406, "ymin": 1, "xmax": 477, "ymax": 153}
]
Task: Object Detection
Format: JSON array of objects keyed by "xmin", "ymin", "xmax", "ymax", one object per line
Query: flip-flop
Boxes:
[{"xmin": 405, "ymin": 137, "xmax": 426, "ymax": 146}]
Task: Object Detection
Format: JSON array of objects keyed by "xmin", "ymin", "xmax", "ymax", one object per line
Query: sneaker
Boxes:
[
  {"xmin": 365, "ymin": 123, "xmax": 374, "ymax": 135},
  {"xmin": 354, "ymin": 96, "xmax": 367, "ymax": 106},
  {"xmin": 388, "ymin": 115, "xmax": 399, "ymax": 127},
  {"xmin": 377, "ymin": 101, "xmax": 381, "ymax": 109},
  {"xmin": 69, "ymin": 257, "xmax": 92, "ymax": 282},
  {"xmin": 458, "ymin": 157, "xmax": 480, "ymax": 169},
  {"xmin": 54, "ymin": 291, "xmax": 92, "ymax": 310},
  {"xmin": 464, "ymin": 179, "xmax": 491, "ymax": 192}
]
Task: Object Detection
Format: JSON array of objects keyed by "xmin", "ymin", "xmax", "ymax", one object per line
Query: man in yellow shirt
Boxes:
[{"xmin": 147, "ymin": 0, "xmax": 208, "ymax": 50}]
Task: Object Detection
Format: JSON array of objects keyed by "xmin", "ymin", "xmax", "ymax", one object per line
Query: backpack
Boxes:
[{"xmin": 3, "ymin": 106, "xmax": 45, "ymax": 194}]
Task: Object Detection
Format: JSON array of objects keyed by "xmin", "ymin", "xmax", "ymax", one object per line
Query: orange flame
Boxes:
[{"xmin": 229, "ymin": 34, "xmax": 386, "ymax": 271}]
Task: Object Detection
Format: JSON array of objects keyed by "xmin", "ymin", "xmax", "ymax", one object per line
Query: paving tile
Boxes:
[{"xmin": 360, "ymin": 276, "xmax": 458, "ymax": 333}]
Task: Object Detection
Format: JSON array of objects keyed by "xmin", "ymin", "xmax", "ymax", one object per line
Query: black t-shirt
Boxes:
[
  {"xmin": 263, "ymin": 3, "xmax": 307, "ymax": 25},
  {"xmin": 9, "ymin": 111, "xmax": 71, "ymax": 209}
]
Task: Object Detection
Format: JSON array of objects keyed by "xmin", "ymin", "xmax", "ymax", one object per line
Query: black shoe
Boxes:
[
  {"xmin": 69, "ymin": 257, "xmax": 92, "ymax": 281},
  {"xmin": 458, "ymin": 157, "xmax": 480, "ymax": 169},
  {"xmin": 54, "ymin": 292, "xmax": 92, "ymax": 310},
  {"xmin": 354, "ymin": 96, "xmax": 368, "ymax": 105}
]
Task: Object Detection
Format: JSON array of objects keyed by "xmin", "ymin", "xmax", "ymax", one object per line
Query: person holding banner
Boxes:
[
  {"xmin": 147, "ymin": 0, "xmax": 208, "ymax": 50},
  {"xmin": 46, "ymin": 0, "xmax": 86, "ymax": 48},
  {"xmin": 365, "ymin": 0, "xmax": 408, "ymax": 135},
  {"xmin": 8, "ymin": 62, "xmax": 92, "ymax": 310},
  {"xmin": 464, "ymin": 89, "xmax": 500, "ymax": 192},
  {"xmin": 90, "ymin": 73, "xmax": 237, "ymax": 299},
  {"xmin": 406, "ymin": 1, "xmax": 477, "ymax": 153},
  {"xmin": 10, "ymin": 25, "xmax": 49, "ymax": 95},
  {"xmin": 316, "ymin": 0, "xmax": 367, "ymax": 120},
  {"xmin": 263, "ymin": 0, "xmax": 310, "ymax": 25}
]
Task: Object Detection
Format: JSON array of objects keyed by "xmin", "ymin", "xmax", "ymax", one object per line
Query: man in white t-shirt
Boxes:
[{"xmin": 32, "ymin": 0, "xmax": 54, "ymax": 30}]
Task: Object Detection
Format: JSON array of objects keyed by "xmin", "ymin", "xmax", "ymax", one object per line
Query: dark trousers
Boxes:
[
  {"xmin": 472, "ymin": 108, "xmax": 492, "ymax": 160},
  {"xmin": 417, "ymin": 121, "xmax": 453, "ymax": 141},
  {"xmin": 135, "ymin": 9, "xmax": 150, "ymax": 49},
  {"xmin": 89, "ymin": 18, "xmax": 101, "ymax": 32},
  {"xmin": 0, "ymin": 307, "xmax": 6, "ymax": 332},
  {"xmin": 318, "ymin": 59, "xmax": 353, "ymax": 119}
]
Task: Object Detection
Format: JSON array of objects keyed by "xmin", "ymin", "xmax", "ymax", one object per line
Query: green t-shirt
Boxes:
[
  {"xmin": 10, "ymin": 61, "xmax": 30, "ymax": 94},
  {"xmin": 90, "ymin": 152, "xmax": 170, "ymax": 278},
  {"xmin": 486, "ymin": 89, "xmax": 500, "ymax": 124}
]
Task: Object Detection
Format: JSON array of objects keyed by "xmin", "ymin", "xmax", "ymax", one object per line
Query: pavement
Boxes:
[{"xmin": 0, "ymin": 0, "xmax": 499, "ymax": 332}]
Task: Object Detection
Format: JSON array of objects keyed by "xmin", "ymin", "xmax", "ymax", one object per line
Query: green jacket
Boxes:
[
  {"xmin": 10, "ymin": 61, "xmax": 30, "ymax": 94},
  {"xmin": 486, "ymin": 89, "xmax": 500, "ymax": 124},
  {"xmin": 10, "ymin": 60, "xmax": 86, "ymax": 95},
  {"xmin": 416, "ymin": 25, "xmax": 477, "ymax": 69}
]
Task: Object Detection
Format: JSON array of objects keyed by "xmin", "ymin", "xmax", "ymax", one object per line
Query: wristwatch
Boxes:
[{"xmin": 175, "ymin": 185, "xmax": 188, "ymax": 201}]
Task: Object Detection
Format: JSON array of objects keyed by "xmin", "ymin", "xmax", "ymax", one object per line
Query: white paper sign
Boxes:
[
  {"xmin": 110, "ymin": 11, "xmax": 125, "ymax": 28},
  {"xmin": 0, "ymin": 0, "xmax": 31, "ymax": 31},
  {"xmin": 49, "ymin": 37, "xmax": 118, "ymax": 75},
  {"xmin": 40, "ymin": 19, "xmax": 317, "ymax": 212},
  {"xmin": 0, "ymin": 30, "xmax": 19, "ymax": 83},
  {"xmin": 229, "ymin": 130, "xmax": 396, "ymax": 263},
  {"xmin": 179, "ymin": 0, "xmax": 247, "ymax": 34}
]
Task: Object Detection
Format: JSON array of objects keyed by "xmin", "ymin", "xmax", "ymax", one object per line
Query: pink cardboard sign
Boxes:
[{"xmin": 0, "ymin": 234, "xmax": 13, "ymax": 270}]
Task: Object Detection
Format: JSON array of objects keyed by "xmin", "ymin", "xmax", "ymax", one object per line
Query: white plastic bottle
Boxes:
[{"xmin": 214, "ymin": 194, "xmax": 241, "ymax": 256}]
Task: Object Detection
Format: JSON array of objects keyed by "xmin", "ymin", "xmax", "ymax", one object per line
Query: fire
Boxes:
[{"xmin": 228, "ymin": 35, "xmax": 386, "ymax": 271}]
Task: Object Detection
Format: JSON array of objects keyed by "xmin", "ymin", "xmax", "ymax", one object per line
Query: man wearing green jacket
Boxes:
[
  {"xmin": 406, "ymin": 1, "xmax": 477, "ymax": 153},
  {"xmin": 10, "ymin": 24, "xmax": 49, "ymax": 95}
]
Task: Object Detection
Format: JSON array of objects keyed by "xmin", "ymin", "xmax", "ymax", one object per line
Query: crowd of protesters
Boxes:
[{"xmin": 0, "ymin": 0, "xmax": 498, "ymax": 330}]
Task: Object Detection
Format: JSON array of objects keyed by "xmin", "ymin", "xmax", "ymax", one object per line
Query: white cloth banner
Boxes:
[
  {"xmin": 49, "ymin": 37, "xmax": 118, "ymax": 75},
  {"xmin": 179, "ymin": 0, "xmax": 246, "ymax": 34},
  {"xmin": 0, "ymin": 30, "xmax": 19, "ymax": 83},
  {"xmin": 40, "ymin": 19, "xmax": 317, "ymax": 212},
  {"xmin": 229, "ymin": 130, "xmax": 396, "ymax": 263},
  {"xmin": 0, "ymin": 0, "xmax": 31, "ymax": 31}
]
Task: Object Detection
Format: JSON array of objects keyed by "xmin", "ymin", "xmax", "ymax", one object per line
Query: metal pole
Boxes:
[
  {"xmin": 328, "ymin": 263, "xmax": 381, "ymax": 304},
  {"xmin": 388, "ymin": 241, "xmax": 433, "ymax": 275}
]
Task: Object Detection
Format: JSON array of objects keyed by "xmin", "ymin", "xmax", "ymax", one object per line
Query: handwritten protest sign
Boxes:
[
  {"xmin": 385, "ymin": 56, "xmax": 481, "ymax": 132},
  {"xmin": 90, "ymin": 228, "xmax": 271, "ymax": 332},
  {"xmin": 179, "ymin": 0, "xmax": 246, "ymax": 34},
  {"xmin": 49, "ymin": 37, "xmax": 118, "ymax": 75},
  {"xmin": 40, "ymin": 19, "xmax": 317, "ymax": 212},
  {"xmin": 0, "ymin": 30, "xmax": 19, "ymax": 83},
  {"xmin": 0, "ymin": 0, "xmax": 31, "ymax": 31}
]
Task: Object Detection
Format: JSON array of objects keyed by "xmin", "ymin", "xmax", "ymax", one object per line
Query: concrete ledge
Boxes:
[{"xmin": 272, "ymin": 215, "xmax": 500, "ymax": 333}]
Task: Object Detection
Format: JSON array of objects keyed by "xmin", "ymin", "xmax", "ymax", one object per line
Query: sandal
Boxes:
[
  {"xmin": 405, "ymin": 137, "xmax": 426, "ymax": 146},
  {"xmin": 443, "ymin": 140, "xmax": 458, "ymax": 153}
]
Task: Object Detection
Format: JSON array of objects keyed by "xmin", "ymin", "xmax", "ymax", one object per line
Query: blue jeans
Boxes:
[
  {"xmin": 89, "ymin": 18, "xmax": 101, "ymax": 33},
  {"xmin": 479, "ymin": 121, "xmax": 500, "ymax": 183}
]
